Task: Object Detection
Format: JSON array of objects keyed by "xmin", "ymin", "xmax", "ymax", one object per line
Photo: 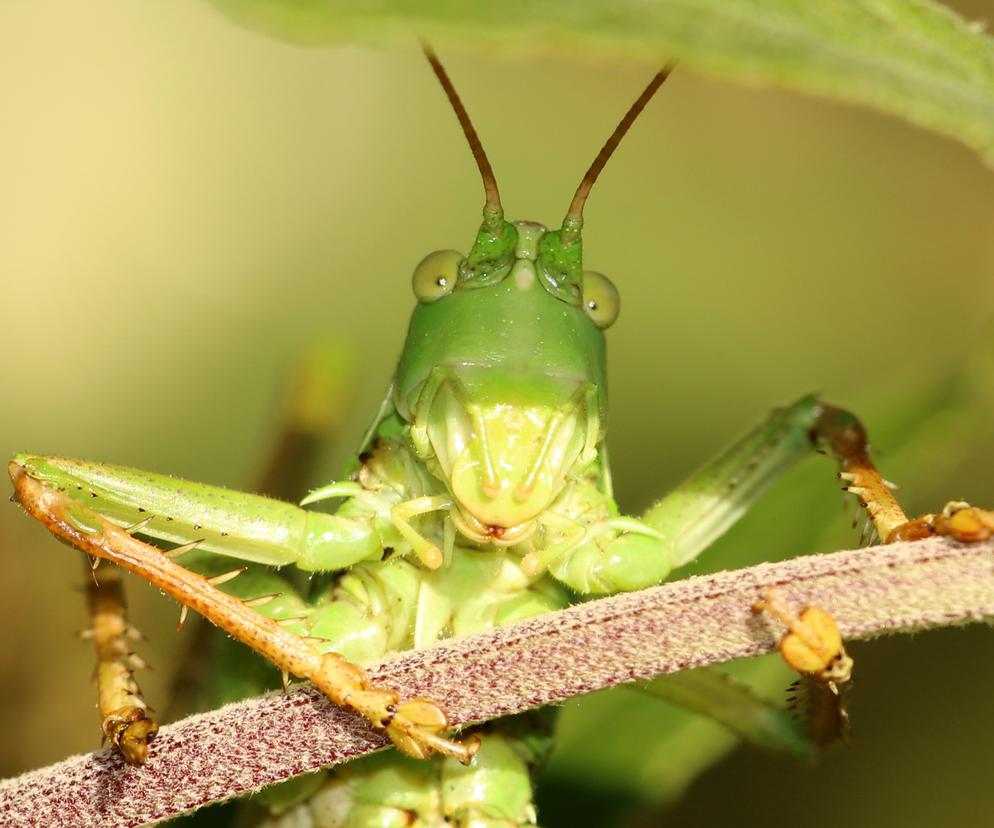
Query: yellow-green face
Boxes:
[{"xmin": 394, "ymin": 220, "xmax": 620, "ymax": 544}]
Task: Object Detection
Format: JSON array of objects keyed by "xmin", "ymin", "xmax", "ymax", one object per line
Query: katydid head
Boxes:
[
  {"xmin": 390, "ymin": 48, "xmax": 670, "ymax": 546},
  {"xmin": 396, "ymin": 218, "xmax": 609, "ymax": 544}
]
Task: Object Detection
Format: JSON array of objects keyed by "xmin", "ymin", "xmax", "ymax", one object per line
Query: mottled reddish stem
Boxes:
[{"xmin": 3, "ymin": 535, "xmax": 993, "ymax": 827}]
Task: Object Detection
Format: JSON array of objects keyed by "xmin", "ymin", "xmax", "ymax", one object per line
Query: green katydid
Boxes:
[{"xmin": 9, "ymin": 46, "xmax": 994, "ymax": 827}]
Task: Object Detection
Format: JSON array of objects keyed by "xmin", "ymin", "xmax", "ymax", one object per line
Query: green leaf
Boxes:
[{"xmin": 208, "ymin": 0, "xmax": 994, "ymax": 164}]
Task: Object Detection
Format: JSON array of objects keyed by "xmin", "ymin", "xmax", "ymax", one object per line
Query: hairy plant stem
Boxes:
[{"xmin": 2, "ymin": 535, "xmax": 993, "ymax": 827}]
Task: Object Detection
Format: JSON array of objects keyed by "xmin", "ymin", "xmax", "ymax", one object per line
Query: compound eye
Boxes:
[
  {"xmin": 581, "ymin": 270, "xmax": 620, "ymax": 329},
  {"xmin": 413, "ymin": 250, "xmax": 461, "ymax": 303}
]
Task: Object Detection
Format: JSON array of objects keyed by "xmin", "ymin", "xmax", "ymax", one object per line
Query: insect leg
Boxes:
[
  {"xmin": 810, "ymin": 405, "xmax": 994, "ymax": 543},
  {"xmin": 752, "ymin": 589, "xmax": 852, "ymax": 682},
  {"xmin": 639, "ymin": 393, "xmax": 950, "ymax": 570},
  {"xmin": 809, "ymin": 403, "xmax": 910, "ymax": 541},
  {"xmin": 10, "ymin": 463, "xmax": 477, "ymax": 764},
  {"xmin": 13, "ymin": 454, "xmax": 384, "ymax": 572},
  {"xmin": 932, "ymin": 500, "xmax": 994, "ymax": 542},
  {"xmin": 752, "ymin": 589, "xmax": 853, "ymax": 746},
  {"xmin": 390, "ymin": 494, "xmax": 452, "ymax": 570},
  {"xmin": 640, "ymin": 394, "xmax": 829, "ymax": 570},
  {"xmin": 544, "ymin": 394, "xmax": 945, "ymax": 594},
  {"xmin": 541, "ymin": 395, "xmax": 827, "ymax": 593},
  {"xmin": 637, "ymin": 667, "xmax": 814, "ymax": 758},
  {"xmin": 83, "ymin": 560, "xmax": 159, "ymax": 765}
]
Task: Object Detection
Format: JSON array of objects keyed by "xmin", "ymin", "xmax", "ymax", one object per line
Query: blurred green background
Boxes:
[{"xmin": 2, "ymin": 1, "xmax": 994, "ymax": 826}]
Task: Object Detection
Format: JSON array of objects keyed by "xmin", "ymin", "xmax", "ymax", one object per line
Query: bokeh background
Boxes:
[{"xmin": 2, "ymin": 1, "xmax": 994, "ymax": 825}]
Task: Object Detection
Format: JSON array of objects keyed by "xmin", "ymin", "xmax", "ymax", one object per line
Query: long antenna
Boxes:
[
  {"xmin": 422, "ymin": 44, "xmax": 502, "ymax": 220},
  {"xmin": 564, "ymin": 65, "xmax": 674, "ymax": 233}
]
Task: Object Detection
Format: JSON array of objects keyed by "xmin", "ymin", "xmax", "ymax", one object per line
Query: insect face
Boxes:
[{"xmin": 396, "ymin": 221, "xmax": 610, "ymax": 544}]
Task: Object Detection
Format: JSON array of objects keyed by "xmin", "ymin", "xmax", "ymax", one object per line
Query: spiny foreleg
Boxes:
[
  {"xmin": 811, "ymin": 405, "xmax": 994, "ymax": 544},
  {"xmin": 10, "ymin": 462, "xmax": 477, "ymax": 765},
  {"xmin": 82, "ymin": 559, "xmax": 159, "ymax": 764}
]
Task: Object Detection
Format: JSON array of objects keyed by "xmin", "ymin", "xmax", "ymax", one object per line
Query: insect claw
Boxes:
[
  {"xmin": 281, "ymin": 670, "xmax": 290, "ymax": 692},
  {"xmin": 177, "ymin": 605, "xmax": 189, "ymax": 631},
  {"xmin": 77, "ymin": 628, "xmax": 96, "ymax": 640}
]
